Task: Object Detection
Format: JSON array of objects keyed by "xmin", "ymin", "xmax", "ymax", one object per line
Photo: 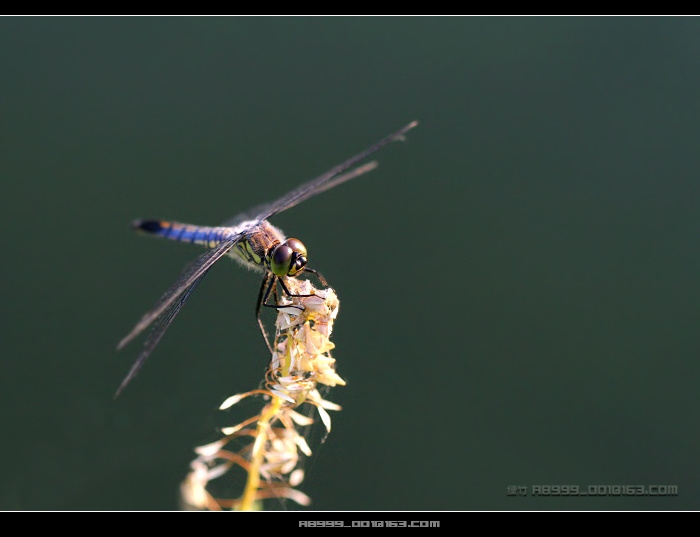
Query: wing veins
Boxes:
[
  {"xmin": 114, "ymin": 273, "xmax": 206, "ymax": 398},
  {"xmin": 117, "ymin": 237, "xmax": 239, "ymax": 351},
  {"xmin": 255, "ymin": 120, "xmax": 418, "ymax": 222}
]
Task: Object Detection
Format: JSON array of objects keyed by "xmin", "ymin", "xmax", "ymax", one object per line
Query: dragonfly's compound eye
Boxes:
[
  {"xmin": 286, "ymin": 238, "xmax": 307, "ymax": 258},
  {"xmin": 271, "ymin": 239, "xmax": 308, "ymax": 277},
  {"xmin": 289, "ymin": 253, "xmax": 308, "ymax": 277},
  {"xmin": 271, "ymin": 239, "xmax": 309, "ymax": 277},
  {"xmin": 286, "ymin": 238, "xmax": 308, "ymax": 277},
  {"xmin": 271, "ymin": 244, "xmax": 293, "ymax": 276}
]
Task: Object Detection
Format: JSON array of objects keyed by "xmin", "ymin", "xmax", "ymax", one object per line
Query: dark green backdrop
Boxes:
[{"xmin": 2, "ymin": 16, "xmax": 699, "ymax": 511}]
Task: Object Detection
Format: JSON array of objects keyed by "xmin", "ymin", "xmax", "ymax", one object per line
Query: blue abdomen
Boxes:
[{"xmin": 132, "ymin": 219, "xmax": 234, "ymax": 248}]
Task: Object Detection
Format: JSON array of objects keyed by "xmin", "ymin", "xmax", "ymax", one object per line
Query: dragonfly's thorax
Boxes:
[
  {"xmin": 228, "ymin": 220, "xmax": 282, "ymax": 272},
  {"xmin": 228, "ymin": 220, "xmax": 307, "ymax": 277}
]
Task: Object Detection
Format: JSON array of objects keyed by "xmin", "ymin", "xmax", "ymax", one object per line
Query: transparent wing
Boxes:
[
  {"xmin": 114, "ymin": 273, "xmax": 206, "ymax": 398},
  {"xmin": 253, "ymin": 121, "xmax": 418, "ymax": 222},
  {"xmin": 221, "ymin": 202, "xmax": 276, "ymax": 228},
  {"xmin": 117, "ymin": 237, "xmax": 240, "ymax": 350},
  {"xmin": 115, "ymin": 236, "xmax": 241, "ymax": 395},
  {"xmin": 221, "ymin": 162, "xmax": 379, "ymax": 228}
]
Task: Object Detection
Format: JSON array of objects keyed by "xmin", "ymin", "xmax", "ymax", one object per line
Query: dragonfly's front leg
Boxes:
[
  {"xmin": 302, "ymin": 267, "xmax": 328, "ymax": 287},
  {"xmin": 256, "ymin": 272, "xmax": 276, "ymax": 354},
  {"xmin": 257, "ymin": 271, "xmax": 329, "ymax": 353}
]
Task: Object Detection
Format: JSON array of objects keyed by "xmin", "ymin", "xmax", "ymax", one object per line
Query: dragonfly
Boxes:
[{"xmin": 115, "ymin": 120, "xmax": 418, "ymax": 397}]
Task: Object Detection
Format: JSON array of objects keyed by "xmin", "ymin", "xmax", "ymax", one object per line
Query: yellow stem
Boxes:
[{"xmin": 239, "ymin": 396, "xmax": 282, "ymax": 511}]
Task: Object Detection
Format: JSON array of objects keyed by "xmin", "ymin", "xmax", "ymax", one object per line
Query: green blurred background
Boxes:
[{"xmin": 2, "ymin": 16, "xmax": 699, "ymax": 511}]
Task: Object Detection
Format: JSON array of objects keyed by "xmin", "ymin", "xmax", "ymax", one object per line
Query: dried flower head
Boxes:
[{"xmin": 181, "ymin": 278, "xmax": 343, "ymax": 511}]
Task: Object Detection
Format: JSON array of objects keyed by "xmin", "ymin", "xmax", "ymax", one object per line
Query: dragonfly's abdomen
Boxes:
[
  {"xmin": 133, "ymin": 219, "xmax": 286, "ymax": 273},
  {"xmin": 133, "ymin": 220, "xmax": 237, "ymax": 248}
]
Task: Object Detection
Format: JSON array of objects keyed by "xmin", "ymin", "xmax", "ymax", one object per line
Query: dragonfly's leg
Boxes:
[
  {"xmin": 276, "ymin": 277, "xmax": 317, "ymax": 299},
  {"xmin": 272, "ymin": 278, "xmax": 280, "ymax": 304},
  {"xmin": 258, "ymin": 274, "xmax": 307, "ymax": 352},
  {"xmin": 256, "ymin": 272, "xmax": 276, "ymax": 353},
  {"xmin": 303, "ymin": 267, "xmax": 328, "ymax": 287},
  {"xmin": 260, "ymin": 273, "xmax": 315, "ymax": 358}
]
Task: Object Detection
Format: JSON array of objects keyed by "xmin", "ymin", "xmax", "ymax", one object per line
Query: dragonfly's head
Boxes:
[{"xmin": 270, "ymin": 238, "xmax": 308, "ymax": 278}]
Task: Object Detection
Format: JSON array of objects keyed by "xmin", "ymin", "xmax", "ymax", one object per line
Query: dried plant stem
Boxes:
[
  {"xmin": 240, "ymin": 396, "xmax": 282, "ymax": 511},
  {"xmin": 181, "ymin": 279, "xmax": 343, "ymax": 511}
]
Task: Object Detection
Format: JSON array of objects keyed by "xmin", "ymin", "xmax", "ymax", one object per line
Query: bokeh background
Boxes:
[{"xmin": 2, "ymin": 16, "xmax": 699, "ymax": 511}]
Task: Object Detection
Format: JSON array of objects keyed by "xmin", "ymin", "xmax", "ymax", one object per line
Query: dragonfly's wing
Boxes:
[
  {"xmin": 117, "ymin": 237, "xmax": 240, "ymax": 350},
  {"xmin": 254, "ymin": 121, "xmax": 418, "ymax": 222},
  {"xmin": 114, "ymin": 273, "xmax": 205, "ymax": 398},
  {"xmin": 115, "ymin": 236, "xmax": 240, "ymax": 394},
  {"xmin": 221, "ymin": 202, "xmax": 276, "ymax": 228},
  {"xmin": 222, "ymin": 162, "xmax": 379, "ymax": 228}
]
